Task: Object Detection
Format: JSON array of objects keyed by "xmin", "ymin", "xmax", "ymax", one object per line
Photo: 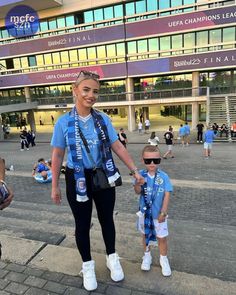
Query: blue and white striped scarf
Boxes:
[
  {"xmin": 68, "ymin": 107, "xmax": 120, "ymax": 202},
  {"xmin": 140, "ymin": 170, "xmax": 160, "ymax": 246}
]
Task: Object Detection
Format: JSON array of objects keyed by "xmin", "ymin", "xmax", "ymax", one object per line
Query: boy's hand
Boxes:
[{"xmin": 157, "ymin": 214, "xmax": 166, "ymax": 223}]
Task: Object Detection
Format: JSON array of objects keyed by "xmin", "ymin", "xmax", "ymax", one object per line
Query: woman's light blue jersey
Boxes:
[{"xmin": 51, "ymin": 111, "xmax": 118, "ymax": 169}]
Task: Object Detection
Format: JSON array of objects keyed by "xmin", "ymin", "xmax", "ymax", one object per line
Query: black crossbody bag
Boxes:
[{"xmin": 78, "ymin": 128, "xmax": 122, "ymax": 192}]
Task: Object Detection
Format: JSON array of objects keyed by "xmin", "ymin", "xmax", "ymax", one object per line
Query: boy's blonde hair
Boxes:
[{"xmin": 142, "ymin": 145, "xmax": 160, "ymax": 156}]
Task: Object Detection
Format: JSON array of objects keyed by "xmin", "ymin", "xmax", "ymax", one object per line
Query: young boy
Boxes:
[
  {"xmin": 203, "ymin": 125, "xmax": 216, "ymax": 158},
  {"xmin": 134, "ymin": 145, "xmax": 173, "ymax": 276}
]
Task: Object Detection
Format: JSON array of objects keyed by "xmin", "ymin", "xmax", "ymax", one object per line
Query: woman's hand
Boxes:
[
  {"xmin": 157, "ymin": 214, "xmax": 166, "ymax": 223},
  {"xmin": 51, "ymin": 186, "xmax": 62, "ymax": 205},
  {"xmin": 0, "ymin": 186, "xmax": 14, "ymax": 210}
]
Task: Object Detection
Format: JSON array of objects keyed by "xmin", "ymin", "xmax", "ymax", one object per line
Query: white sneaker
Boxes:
[
  {"xmin": 141, "ymin": 252, "xmax": 152, "ymax": 271},
  {"xmin": 80, "ymin": 260, "xmax": 97, "ymax": 291},
  {"xmin": 197, "ymin": 140, "xmax": 199, "ymax": 143},
  {"xmin": 106, "ymin": 253, "xmax": 124, "ymax": 282},
  {"xmin": 160, "ymin": 256, "xmax": 171, "ymax": 277}
]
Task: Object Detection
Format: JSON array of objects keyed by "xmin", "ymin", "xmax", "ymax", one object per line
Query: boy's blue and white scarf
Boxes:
[
  {"xmin": 140, "ymin": 170, "xmax": 160, "ymax": 246},
  {"xmin": 68, "ymin": 106, "xmax": 120, "ymax": 202}
]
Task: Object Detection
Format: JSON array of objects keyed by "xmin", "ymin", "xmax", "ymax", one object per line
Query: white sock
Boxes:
[{"xmin": 160, "ymin": 255, "xmax": 167, "ymax": 259}]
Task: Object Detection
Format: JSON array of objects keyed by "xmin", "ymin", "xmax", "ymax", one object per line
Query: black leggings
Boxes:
[{"xmin": 65, "ymin": 168, "xmax": 116, "ymax": 262}]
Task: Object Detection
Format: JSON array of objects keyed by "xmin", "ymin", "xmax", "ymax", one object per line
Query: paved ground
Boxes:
[{"xmin": 0, "ymin": 130, "xmax": 235, "ymax": 294}]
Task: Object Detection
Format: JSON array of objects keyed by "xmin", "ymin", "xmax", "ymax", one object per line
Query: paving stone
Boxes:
[
  {"xmin": 0, "ymin": 291, "xmax": 11, "ymax": 295},
  {"xmin": 25, "ymin": 287, "xmax": 57, "ymax": 295},
  {"xmin": 0, "ymin": 270, "xmax": 8, "ymax": 279},
  {"xmin": 41, "ymin": 271, "xmax": 64, "ymax": 282},
  {"xmin": 24, "ymin": 276, "xmax": 47, "ymax": 288},
  {"xmin": 63, "ymin": 287, "xmax": 88, "ymax": 295},
  {"xmin": 23, "ymin": 267, "xmax": 45, "ymax": 277},
  {"xmin": 43, "ymin": 281, "xmax": 67, "ymax": 294},
  {"xmin": 0, "ymin": 278, "xmax": 9, "ymax": 290},
  {"xmin": 106, "ymin": 285, "xmax": 132, "ymax": 295},
  {"xmin": 5, "ymin": 271, "xmax": 28, "ymax": 283},
  {"xmin": 60, "ymin": 274, "xmax": 82, "ymax": 288},
  {"xmin": 0, "ymin": 262, "xmax": 7, "ymax": 270},
  {"xmin": 4, "ymin": 281, "xmax": 29, "ymax": 294},
  {"xmin": 5, "ymin": 264, "xmax": 26, "ymax": 274}
]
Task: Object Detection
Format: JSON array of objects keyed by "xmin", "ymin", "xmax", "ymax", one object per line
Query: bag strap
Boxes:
[{"xmin": 78, "ymin": 128, "xmax": 97, "ymax": 169}]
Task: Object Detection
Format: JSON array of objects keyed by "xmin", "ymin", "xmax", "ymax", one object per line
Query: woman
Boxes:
[
  {"xmin": 148, "ymin": 131, "xmax": 159, "ymax": 146},
  {"xmin": 51, "ymin": 70, "xmax": 143, "ymax": 291}
]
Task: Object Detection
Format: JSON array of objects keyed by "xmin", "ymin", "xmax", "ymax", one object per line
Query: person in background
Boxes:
[
  {"xmin": 203, "ymin": 126, "xmax": 217, "ymax": 159},
  {"xmin": 0, "ymin": 158, "xmax": 14, "ymax": 258},
  {"xmin": 178, "ymin": 124, "xmax": 186, "ymax": 146},
  {"xmin": 118, "ymin": 128, "xmax": 128, "ymax": 148},
  {"xmin": 138, "ymin": 121, "xmax": 143, "ymax": 134},
  {"xmin": 51, "ymin": 115, "xmax": 55, "ymax": 126},
  {"xmin": 32, "ymin": 158, "xmax": 52, "ymax": 183},
  {"xmin": 144, "ymin": 118, "xmax": 151, "ymax": 133},
  {"xmin": 231, "ymin": 122, "xmax": 236, "ymax": 137},
  {"xmin": 219, "ymin": 124, "xmax": 228, "ymax": 138},
  {"xmin": 134, "ymin": 145, "xmax": 172, "ymax": 276},
  {"xmin": 148, "ymin": 131, "xmax": 159, "ymax": 146},
  {"xmin": 20, "ymin": 130, "xmax": 29, "ymax": 151},
  {"xmin": 50, "ymin": 70, "xmax": 144, "ymax": 292},
  {"xmin": 196, "ymin": 122, "xmax": 204, "ymax": 143},
  {"xmin": 163, "ymin": 127, "xmax": 174, "ymax": 159},
  {"xmin": 183, "ymin": 122, "xmax": 190, "ymax": 146}
]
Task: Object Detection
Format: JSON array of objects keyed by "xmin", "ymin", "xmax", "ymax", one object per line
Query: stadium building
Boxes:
[{"xmin": 0, "ymin": 0, "xmax": 236, "ymax": 136}]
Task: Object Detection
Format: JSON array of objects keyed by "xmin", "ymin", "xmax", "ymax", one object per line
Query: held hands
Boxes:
[
  {"xmin": 133, "ymin": 172, "xmax": 145, "ymax": 186},
  {"xmin": 0, "ymin": 186, "xmax": 14, "ymax": 210},
  {"xmin": 51, "ymin": 186, "xmax": 62, "ymax": 205},
  {"xmin": 157, "ymin": 214, "xmax": 166, "ymax": 223}
]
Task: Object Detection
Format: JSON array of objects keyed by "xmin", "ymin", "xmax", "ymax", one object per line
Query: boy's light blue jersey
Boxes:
[
  {"xmin": 139, "ymin": 169, "xmax": 173, "ymax": 219},
  {"xmin": 51, "ymin": 111, "xmax": 118, "ymax": 169},
  {"xmin": 184, "ymin": 124, "xmax": 190, "ymax": 135},
  {"xmin": 204, "ymin": 130, "xmax": 216, "ymax": 143},
  {"xmin": 179, "ymin": 126, "xmax": 185, "ymax": 136}
]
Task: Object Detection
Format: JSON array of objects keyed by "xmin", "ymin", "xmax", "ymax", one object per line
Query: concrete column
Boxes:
[
  {"xmin": 28, "ymin": 110, "xmax": 36, "ymax": 132},
  {"xmin": 24, "ymin": 87, "xmax": 31, "ymax": 103},
  {"xmin": 192, "ymin": 102, "xmax": 199, "ymax": 130},
  {"xmin": 0, "ymin": 114, "xmax": 4, "ymax": 140},
  {"xmin": 192, "ymin": 71, "xmax": 199, "ymax": 96},
  {"xmin": 126, "ymin": 77, "xmax": 134, "ymax": 101},
  {"xmin": 127, "ymin": 105, "xmax": 136, "ymax": 132},
  {"xmin": 126, "ymin": 77, "xmax": 136, "ymax": 131}
]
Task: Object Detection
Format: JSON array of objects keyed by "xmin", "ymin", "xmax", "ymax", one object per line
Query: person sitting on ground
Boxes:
[
  {"xmin": 148, "ymin": 131, "xmax": 159, "ymax": 146},
  {"xmin": 32, "ymin": 158, "xmax": 52, "ymax": 183}
]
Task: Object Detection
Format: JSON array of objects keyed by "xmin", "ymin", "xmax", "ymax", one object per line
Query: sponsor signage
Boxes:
[
  {"xmin": 0, "ymin": 63, "xmax": 127, "ymax": 88},
  {"xmin": 126, "ymin": 6, "xmax": 236, "ymax": 39},
  {"xmin": 1, "ymin": 6, "xmax": 235, "ymax": 58},
  {"xmin": 0, "ymin": 25, "xmax": 125, "ymax": 58},
  {"xmin": 127, "ymin": 50, "xmax": 236, "ymax": 75}
]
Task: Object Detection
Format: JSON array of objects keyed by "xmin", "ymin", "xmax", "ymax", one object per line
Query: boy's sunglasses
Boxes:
[
  {"xmin": 143, "ymin": 158, "xmax": 161, "ymax": 165},
  {"xmin": 77, "ymin": 70, "xmax": 100, "ymax": 80}
]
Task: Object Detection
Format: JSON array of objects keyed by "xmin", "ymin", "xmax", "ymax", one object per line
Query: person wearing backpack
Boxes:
[{"xmin": 163, "ymin": 128, "xmax": 174, "ymax": 159}]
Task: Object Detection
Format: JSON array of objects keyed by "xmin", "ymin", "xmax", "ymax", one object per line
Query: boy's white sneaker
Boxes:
[
  {"xmin": 141, "ymin": 252, "xmax": 152, "ymax": 271},
  {"xmin": 80, "ymin": 260, "xmax": 97, "ymax": 291},
  {"xmin": 106, "ymin": 253, "xmax": 124, "ymax": 282},
  {"xmin": 160, "ymin": 256, "xmax": 171, "ymax": 277}
]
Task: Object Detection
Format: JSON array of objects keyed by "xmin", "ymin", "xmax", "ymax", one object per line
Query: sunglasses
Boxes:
[
  {"xmin": 143, "ymin": 158, "xmax": 161, "ymax": 165},
  {"xmin": 77, "ymin": 70, "xmax": 100, "ymax": 80}
]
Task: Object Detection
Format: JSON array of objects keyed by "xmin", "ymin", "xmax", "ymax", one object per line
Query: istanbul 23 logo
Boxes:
[{"xmin": 5, "ymin": 5, "xmax": 39, "ymax": 38}]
